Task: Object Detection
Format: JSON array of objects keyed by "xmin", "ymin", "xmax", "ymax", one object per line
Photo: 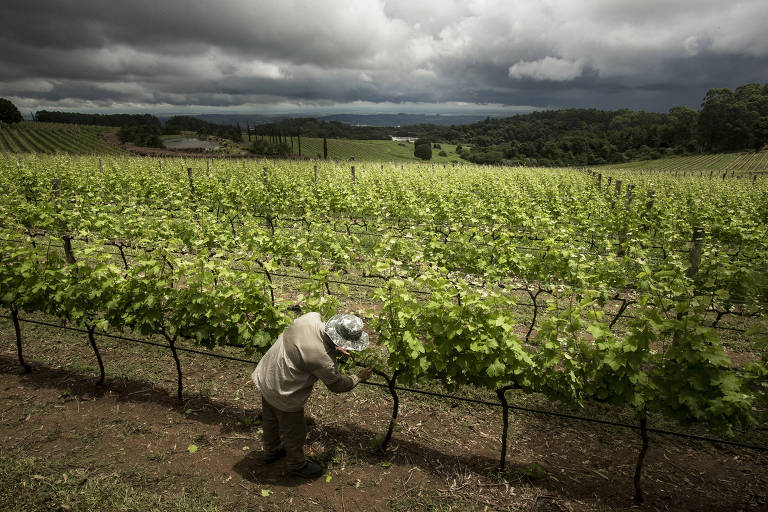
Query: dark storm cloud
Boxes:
[{"xmin": 1, "ymin": 0, "xmax": 767, "ymax": 114}]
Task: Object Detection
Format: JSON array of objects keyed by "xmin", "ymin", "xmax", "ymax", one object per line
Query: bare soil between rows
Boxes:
[{"xmin": 1, "ymin": 318, "xmax": 767, "ymax": 511}]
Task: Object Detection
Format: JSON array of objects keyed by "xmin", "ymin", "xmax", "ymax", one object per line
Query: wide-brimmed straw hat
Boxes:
[{"xmin": 324, "ymin": 314, "xmax": 370, "ymax": 351}]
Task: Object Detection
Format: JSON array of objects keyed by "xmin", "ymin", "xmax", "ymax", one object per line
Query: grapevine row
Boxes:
[{"xmin": 1, "ymin": 154, "xmax": 766, "ymax": 504}]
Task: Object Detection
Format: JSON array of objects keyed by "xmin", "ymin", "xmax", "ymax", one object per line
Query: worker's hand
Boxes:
[
  {"xmin": 358, "ymin": 367, "xmax": 373, "ymax": 382},
  {"xmin": 336, "ymin": 347, "xmax": 351, "ymax": 356}
]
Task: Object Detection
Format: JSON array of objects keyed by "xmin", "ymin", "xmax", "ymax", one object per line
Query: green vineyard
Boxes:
[
  {"xmin": 601, "ymin": 150, "xmax": 768, "ymax": 172},
  {"xmin": 0, "ymin": 122, "xmax": 127, "ymax": 155},
  {"xmin": 1, "ymin": 154, "xmax": 766, "ymax": 502}
]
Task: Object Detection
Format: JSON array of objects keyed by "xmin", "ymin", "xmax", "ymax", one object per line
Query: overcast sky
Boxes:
[{"xmin": 1, "ymin": 0, "xmax": 767, "ymax": 116}]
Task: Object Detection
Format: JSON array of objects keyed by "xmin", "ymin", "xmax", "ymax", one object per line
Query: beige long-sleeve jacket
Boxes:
[{"xmin": 252, "ymin": 312, "xmax": 359, "ymax": 412}]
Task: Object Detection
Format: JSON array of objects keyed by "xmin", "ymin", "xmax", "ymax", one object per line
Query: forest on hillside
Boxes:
[
  {"xmin": 448, "ymin": 83, "xmax": 768, "ymax": 166},
  {"xmin": 238, "ymin": 83, "xmax": 768, "ymax": 166}
]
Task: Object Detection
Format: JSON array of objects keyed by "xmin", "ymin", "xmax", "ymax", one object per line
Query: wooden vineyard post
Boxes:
[
  {"xmin": 187, "ymin": 167, "xmax": 195, "ymax": 196},
  {"xmin": 645, "ymin": 190, "xmax": 655, "ymax": 212},
  {"xmin": 62, "ymin": 236, "xmax": 76, "ymax": 264},
  {"xmin": 496, "ymin": 385, "xmax": 516, "ymax": 472},
  {"xmin": 159, "ymin": 160, "xmax": 162, "ymax": 171},
  {"xmin": 642, "ymin": 189, "xmax": 655, "ymax": 233},
  {"xmin": 670, "ymin": 226, "xmax": 705, "ymax": 347},
  {"xmin": 51, "ymin": 178, "xmax": 76, "ymax": 264},
  {"xmin": 606, "ymin": 176, "xmax": 612, "ymax": 191},
  {"xmin": 261, "ymin": 168, "xmax": 276, "ymax": 232},
  {"xmin": 351, "ymin": 166, "xmax": 356, "ymax": 184},
  {"xmin": 597, "ymin": 173, "xmax": 602, "ymax": 189},
  {"xmin": 615, "ymin": 180, "xmax": 625, "ymax": 256},
  {"xmin": 686, "ymin": 227, "xmax": 705, "ymax": 279},
  {"xmin": 753, "ymin": 174, "xmax": 758, "ymax": 185},
  {"xmin": 51, "ymin": 178, "xmax": 61, "ymax": 199},
  {"xmin": 99, "ymin": 158, "xmax": 103, "ymax": 172},
  {"xmin": 313, "ymin": 164, "xmax": 318, "ymax": 184},
  {"xmin": 206, "ymin": 159, "xmax": 210, "ymax": 172},
  {"xmin": 626, "ymin": 184, "xmax": 635, "ymax": 207}
]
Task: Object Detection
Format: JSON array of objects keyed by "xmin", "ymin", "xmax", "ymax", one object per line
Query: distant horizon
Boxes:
[
  {"xmin": 23, "ymin": 107, "xmax": 539, "ymax": 125},
  {"xmin": 24, "ymin": 104, "xmax": 541, "ymax": 119},
  {"xmin": 25, "ymin": 102, "xmax": 703, "ymax": 124}
]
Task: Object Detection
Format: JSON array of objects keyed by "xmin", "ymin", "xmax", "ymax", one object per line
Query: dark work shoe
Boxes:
[
  {"xmin": 290, "ymin": 461, "xmax": 323, "ymax": 479},
  {"xmin": 264, "ymin": 448, "xmax": 287, "ymax": 464}
]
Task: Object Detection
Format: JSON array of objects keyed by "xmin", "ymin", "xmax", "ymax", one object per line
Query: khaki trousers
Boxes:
[{"xmin": 261, "ymin": 397, "xmax": 306, "ymax": 470}]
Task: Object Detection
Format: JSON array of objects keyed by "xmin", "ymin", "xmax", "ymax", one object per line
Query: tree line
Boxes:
[
  {"xmin": 451, "ymin": 82, "xmax": 767, "ymax": 165},
  {"xmin": 162, "ymin": 115, "xmax": 242, "ymax": 142},
  {"xmin": 2, "ymin": 81, "xmax": 766, "ymax": 163},
  {"xmin": 248, "ymin": 83, "xmax": 768, "ymax": 165},
  {"xmin": 250, "ymin": 118, "xmax": 388, "ymax": 140},
  {"xmin": 35, "ymin": 111, "xmax": 160, "ymax": 128}
]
